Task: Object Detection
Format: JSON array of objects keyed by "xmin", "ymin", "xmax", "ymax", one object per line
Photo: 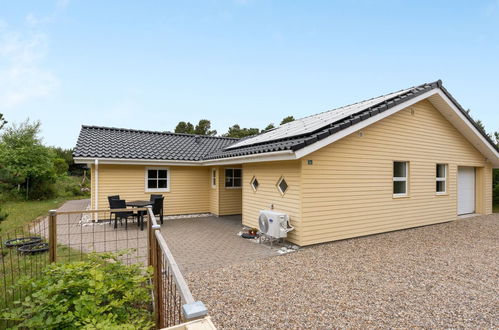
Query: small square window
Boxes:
[
  {"xmin": 250, "ymin": 177, "xmax": 259, "ymax": 191},
  {"xmin": 225, "ymin": 168, "xmax": 242, "ymax": 188},
  {"xmin": 277, "ymin": 177, "xmax": 288, "ymax": 195},
  {"xmin": 146, "ymin": 168, "xmax": 170, "ymax": 192}
]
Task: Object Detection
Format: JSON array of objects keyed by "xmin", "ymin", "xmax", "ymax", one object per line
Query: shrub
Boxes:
[{"xmin": 2, "ymin": 252, "xmax": 153, "ymax": 329}]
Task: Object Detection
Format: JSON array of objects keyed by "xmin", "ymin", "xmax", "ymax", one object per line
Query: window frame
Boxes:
[
  {"xmin": 145, "ymin": 167, "xmax": 170, "ymax": 193},
  {"xmin": 224, "ymin": 168, "xmax": 242, "ymax": 189},
  {"xmin": 276, "ymin": 176, "xmax": 289, "ymax": 196},
  {"xmin": 250, "ymin": 176, "xmax": 259, "ymax": 192},
  {"xmin": 211, "ymin": 168, "xmax": 217, "ymax": 189},
  {"xmin": 393, "ymin": 161, "xmax": 409, "ymax": 198},
  {"xmin": 436, "ymin": 163, "xmax": 447, "ymax": 195}
]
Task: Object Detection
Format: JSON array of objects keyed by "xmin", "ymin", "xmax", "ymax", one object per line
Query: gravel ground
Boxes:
[{"xmin": 187, "ymin": 214, "xmax": 499, "ymax": 329}]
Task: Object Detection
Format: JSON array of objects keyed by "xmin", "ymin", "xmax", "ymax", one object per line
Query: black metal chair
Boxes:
[
  {"xmin": 108, "ymin": 195, "xmax": 120, "ymax": 224},
  {"xmin": 152, "ymin": 197, "xmax": 164, "ymax": 224},
  {"xmin": 149, "ymin": 194, "xmax": 163, "ymax": 203},
  {"xmin": 109, "ymin": 199, "xmax": 135, "ymax": 229}
]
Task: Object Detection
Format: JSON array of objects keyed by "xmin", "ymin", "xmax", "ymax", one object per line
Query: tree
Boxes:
[
  {"xmin": 174, "ymin": 121, "xmax": 194, "ymax": 134},
  {"xmin": 280, "ymin": 116, "xmax": 295, "ymax": 125},
  {"xmin": 194, "ymin": 119, "xmax": 217, "ymax": 136},
  {"xmin": 264, "ymin": 123, "xmax": 275, "ymax": 131},
  {"xmin": 0, "ymin": 119, "xmax": 57, "ymax": 199},
  {"xmin": 223, "ymin": 124, "xmax": 260, "ymax": 138},
  {"xmin": 50, "ymin": 147, "xmax": 84, "ymax": 176},
  {"xmin": 0, "ymin": 113, "xmax": 6, "ymax": 130}
]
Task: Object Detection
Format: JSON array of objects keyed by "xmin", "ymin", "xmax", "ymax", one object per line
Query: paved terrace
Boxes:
[{"xmin": 42, "ymin": 199, "xmax": 277, "ymax": 271}]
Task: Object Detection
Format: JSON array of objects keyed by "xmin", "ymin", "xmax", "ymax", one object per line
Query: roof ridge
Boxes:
[
  {"xmin": 283, "ymin": 80, "xmax": 440, "ymax": 125},
  {"xmin": 224, "ymin": 80, "xmax": 440, "ymax": 151},
  {"xmin": 81, "ymin": 125, "xmax": 239, "ymax": 140}
]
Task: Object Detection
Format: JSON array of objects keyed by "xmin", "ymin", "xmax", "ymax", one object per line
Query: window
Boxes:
[
  {"xmin": 393, "ymin": 161, "xmax": 408, "ymax": 196},
  {"xmin": 145, "ymin": 168, "xmax": 170, "ymax": 192},
  {"xmin": 277, "ymin": 176, "xmax": 288, "ymax": 195},
  {"xmin": 436, "ymin": 164, "xmax": 447, "ymax": 194},
  {"xmin": 225, "ymin": 168, "xmax": 242, "ymax": 188},
  {"xmin": 211, "ymin": 169, "xmax": 217, "ymax": 188},
  {"xmin": 250, "ymin": 176, "xmax": 259, "ymax": 192}
]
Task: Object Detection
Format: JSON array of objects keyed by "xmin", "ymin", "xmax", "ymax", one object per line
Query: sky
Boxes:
[{"xmin": 0, "ymin": 0, "xmax": 498, "ymax": 149}]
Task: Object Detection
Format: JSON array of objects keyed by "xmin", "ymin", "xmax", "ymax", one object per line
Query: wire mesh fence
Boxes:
[
  {"xmin": 0, "ymin": 206, "xmax": 206, "ymax": 329},
  {"xmin": 0, "ymin": 218, "xmax": 49, "ymax": 328},
  {"xmin": 50, "ymin": 209, "xmax": 148, "ymax": 266}
]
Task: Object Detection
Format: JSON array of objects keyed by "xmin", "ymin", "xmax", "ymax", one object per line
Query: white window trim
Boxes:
[
  {"xmin": 393, "ymin": 161, "xmax": 409, "ymax": 198},
  {"xmin": 250, "ymin": 176, "xmax": 259, "ymax": 192},
  {"xmin": 211, "ymin": 168, "xmax": 217, "ymax": 189},
  {"xmin": 225, "ymin": 168, "xmax": 242, "ymax": 189},
  {"xmin": 436, "ymin": 164, "xmax": 447, "ymax": 195},
  {"xmin": 145, "ymin": 167, "xmax": 170, "ymax": 192},
  {"xmin": 276, "ymin": 176, "xmax": 288, "ymax": 196}
]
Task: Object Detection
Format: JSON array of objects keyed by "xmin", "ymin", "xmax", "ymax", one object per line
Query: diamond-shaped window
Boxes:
[
  {"xmin": 277, "ymin": 177, "xmax": 288, "ymax": 195},
  {"xmin": 250, "ymin": 177, "xmax": 259, "ymax": 191}
]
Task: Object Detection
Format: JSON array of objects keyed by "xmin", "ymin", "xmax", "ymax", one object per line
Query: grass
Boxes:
[
  {"xmin": 0, "ymin": 197, "xmax": 84, "ymax": 234},
  {"xmin": 494, "ymin": 203, "xmax": 499, "ymax": 213}
]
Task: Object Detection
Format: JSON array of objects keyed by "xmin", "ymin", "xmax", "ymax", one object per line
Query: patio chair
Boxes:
[
  {"xmin": 108, "ymin": 195, "xmax": 120, "ymax": 224},
  {"xmin": 152, "ymin": 197, "xmax": 164, "ymax": 224},
  {"xmin": 149, "ymin": 194, "xmax": 163, "ymax": 202},
  {"xmin": 109, "ymin": 199, "xmax": 136, "ymax": 230}
]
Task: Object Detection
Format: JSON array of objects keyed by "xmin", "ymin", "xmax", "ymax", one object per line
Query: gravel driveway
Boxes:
[{"xmin": 187, "ymin": 214, "xmax": 499, "ymax": 329}]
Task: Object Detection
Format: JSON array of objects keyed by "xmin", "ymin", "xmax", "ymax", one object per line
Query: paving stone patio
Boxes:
[
  {"xmin": 49, "ymin": 200, "xmax": 278, "ymax": 272},
  {"xmin": 160, "ymin": 215, "xmax": 279, "ymax": 274}
]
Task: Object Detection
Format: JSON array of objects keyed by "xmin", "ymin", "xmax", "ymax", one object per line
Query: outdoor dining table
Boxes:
[{"xmin": 126, "ymin": 200, "xmax": 151, "ymax": 231}]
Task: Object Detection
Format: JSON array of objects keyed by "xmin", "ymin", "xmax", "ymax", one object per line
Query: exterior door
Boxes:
[{"xmin": 457, "ymin": 166, "xmax": 475, "ymax": 215}]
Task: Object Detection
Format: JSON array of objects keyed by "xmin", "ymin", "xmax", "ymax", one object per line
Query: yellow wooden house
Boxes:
[{"xmin": 73, "ymin": 80, "xmax": 499, "ymax": 246}]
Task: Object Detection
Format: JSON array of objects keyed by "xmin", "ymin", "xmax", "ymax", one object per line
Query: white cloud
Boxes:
[{"xmin": 0, "ymin": 21, "xmax": 59, "ymax": 109}]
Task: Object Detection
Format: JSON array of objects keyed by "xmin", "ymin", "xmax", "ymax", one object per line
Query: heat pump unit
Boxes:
[{"xmin": 258, "ymin": 210, "xmax": 293, "ymax": 239}]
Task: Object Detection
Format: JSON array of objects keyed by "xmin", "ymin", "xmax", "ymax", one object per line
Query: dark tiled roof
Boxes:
[
  {"xmin": 206, "ymin": 80, "xmax": 498, "ymax": 159},
  {"xmin": 73, "ymin": 126, "xmax": 239, "ymax": 161},
  {"xmin": 73, "ymin": 81, "xmax": 498, "ymax": 162}
]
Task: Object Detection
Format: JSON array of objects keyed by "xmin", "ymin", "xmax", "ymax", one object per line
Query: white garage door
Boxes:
[{"xmin": 457, "ymin": 167, "xmax": 475, "ymax": 215}]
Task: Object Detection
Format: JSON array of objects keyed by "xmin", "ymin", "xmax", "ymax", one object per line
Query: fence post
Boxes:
[
  {"xmin": 48, "ymin": 210, "xmax": 57, "ymax": 263},
  {"xmin": 147, "ymin": 206, "xmax": 163, "ymax": 327}
]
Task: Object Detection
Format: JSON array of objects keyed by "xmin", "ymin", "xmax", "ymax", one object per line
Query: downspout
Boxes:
[{"xmin": 94, "ymin": 159, "xmax": 99, "ymax": 220}]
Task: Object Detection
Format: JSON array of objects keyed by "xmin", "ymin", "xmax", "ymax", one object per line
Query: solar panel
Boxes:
[{"xmin": 226, "ymin": 87, "xmax": 412, "ymax": 150}]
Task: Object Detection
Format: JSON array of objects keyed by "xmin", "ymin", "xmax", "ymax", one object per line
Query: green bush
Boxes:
[
  {"xmin": 54, "ymin": 175, "xmax": 90, "ymax": 198},
  {"xmin": 2, "ymin": 252, "xmax": 153, "ymax": 329}
]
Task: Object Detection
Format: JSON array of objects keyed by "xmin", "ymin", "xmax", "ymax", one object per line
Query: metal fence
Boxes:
[
  {"xmin": 147, "ymin": 207, "xmax": 208, "ymax": 328},
  {"xmin": 0, "ymin": 206, "xmax": 207, "ymax": 329},
  {"xmin": 0, "ymin": 218, "xmax": 49, "ymax": 329}
]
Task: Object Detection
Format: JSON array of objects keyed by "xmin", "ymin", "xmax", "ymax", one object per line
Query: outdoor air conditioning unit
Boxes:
[{"xmin": 258, "ymin": 210, "xmax": 294, "ymax": 239}]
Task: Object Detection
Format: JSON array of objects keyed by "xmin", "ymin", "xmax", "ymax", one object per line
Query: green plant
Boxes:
[{"xmin": 2, "ymin": 251, "xmax": 153, "ymax": 329}]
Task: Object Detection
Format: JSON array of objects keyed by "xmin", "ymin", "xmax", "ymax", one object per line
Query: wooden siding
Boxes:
[
  {"xmin": 218, "ymin": 166, "xmax": 242, "ymax": 215},
  {"xmin": 299, "ymin": 99, "xmax": 492, "ymax": 246},
  {"xmin": 95, "ymin": 165, "xmax": 211, "ymax": 215},
  {"xmin": 242, "ymin": 161, "xmax": 302, "ymax": 245}
]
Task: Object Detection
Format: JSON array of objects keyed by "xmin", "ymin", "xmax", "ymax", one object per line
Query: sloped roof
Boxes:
[
  {"xmin": 73, "ymin": 126, "xmax": 238, "ymax": 161},
  {"xmin": 205, "ymin": 80, "xmax": 498, "ymax": 160},
  {"xmin": 73, "ymin": 80, "xmax": 498, "ymax": 163}
]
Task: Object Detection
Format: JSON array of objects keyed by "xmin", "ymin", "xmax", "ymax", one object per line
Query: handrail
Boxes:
[
  {"xmin": 154, "ymin": 230, "xmax": 196, "ymax": 304},
  {"xmin": 146, "ymin": 207, "xmax": 194, "ymax": 304}
]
